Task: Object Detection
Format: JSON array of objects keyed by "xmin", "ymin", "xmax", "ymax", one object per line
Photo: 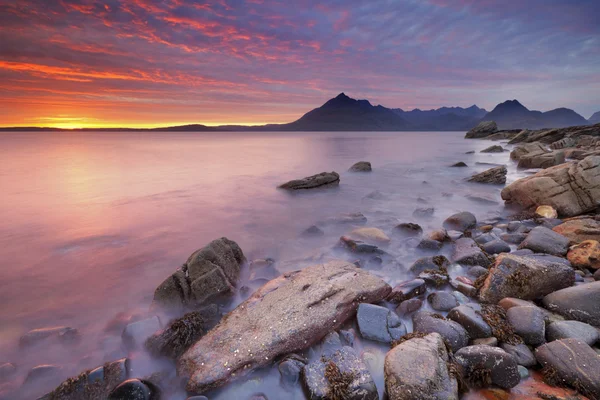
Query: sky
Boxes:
[{"xmin": 0, "ymin": 0, "xmax": 599, "ymax": 128}]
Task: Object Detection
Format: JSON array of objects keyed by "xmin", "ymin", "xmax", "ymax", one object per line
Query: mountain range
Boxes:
[{"xmin": 0, "ymin": 93, "xmax": 597, "ymax": 132}]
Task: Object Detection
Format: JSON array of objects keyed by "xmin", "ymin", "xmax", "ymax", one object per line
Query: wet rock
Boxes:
[
  {"xmin": 145, "ymin": 312, "xmax": 206, "ymax": 360},
  {"xmin": 153, "ymin": 237, "xmax": 245, "ymax": 311},
  {"xmin": 467, "ymin": 165, "xmax": 507, "ymax": 185},
  {"xmin": 416, "ymin": 239, "xmax": 442, "ymax": 251},
  {"xmin": 547, "ymin": 320, "xmax": 599, "ymax": 345},
  {"xmin": 323, "ymin": 212, "xmax": 368, "ymax": 226},
  {"xmin": 450, "ymin": 280, "xmax": 478, "ymax": 298},
  {"xmin": 500, "ymin": 343, "xmax": 536, "ymax": 367},
  {"xmin": 412, "ymin": 311, "xmax": 469, "ymax": 352},
  {"xmin": 428, "ymin": 292, "xmax": 459, "ymax": 311},
  {"xmin": 567, "ymin": 240, "xmax": 600, "ymax": 269},
  {"xmin": 451, "ymin": 238, "xmax": 491, "ymax": 267},
  {"xmin": 501, "ymin": 156, "xmax": 600, "ymax": 218},
  {"xmin": 500, "ymin": 233, "xmax": 527, "ymax": 245},
  {"xmin": 387, "ymin": 279, "xmax": 426, "ymax": 303},
  {"xmin": 23, "ymin": 364, "xmax": 62, "ymax": 386},
  {"xmin": 122, "ymin": 316, "xmax": 161, "ymax": 350},
  {"xmin": 507, "ymin": 221, "xmax": 530, "ymax": 233},
  {"xmin": 418, "ymin": 270, "xmax": 450, "ymax": 287},
  {"xmin": 479, "ymin": 253, "xmax": 575, "ymax": 303},
  {"xmin": 303, "ymin": 346, "xmax": 378, "ymax": 400},
  {"xmin": 457, "ymin": 276, "xmax": 476, "ymax": 285},
  {"xmin": 498, "ymin": 297, "xmax": 537, "ymax": 311},
  {"xmin": 542, "ymin": 281, "xmax": 600, "ymax": 326},
  {"xmin": 535, "ymin": 338, "xmax": 600, "ymax": 398},
  {"xmin": 595, "ymin": 269, "xmax": 600, "ymax": 281},
  {"xmin": 455, "ymin": 345, "xmax": 520, "ymax": 389},
  {"xmin": 447, "ymin": 303, "xmax": 492, "ymax": 339},
  {"xmin": 177, "ymin": 260, "xmax": 391, "ymax": 393},
  {"xmin": 339, "ymin": 236, "xmax": 383, "ymax": 254},
  {"xmin": 465, "ymin": 194, "xmax": 500, "ymax": 205},
  {"xmin": 535, "ymin": 205, "xmax": 558, "ymax": 219},
  {"xmin": 394, "ymin": 223, "xmax": 423, "ymax": 237},
  {"xmin": 468, "ymin": 266, "xmax": 489, "ymax": 278},
  {"xmin": 409, "ymin": 255, "xmax": 449, "ymax": 274},
  {"xmin": 107, "ymin": 379, "xmax": 160, "ymax": 400},
  {"xmin": 518, "ymin": 150, "xmax": 566, "ymax": 169},
  {"xmin": 481, "ymin": 145, "xmax": 503, "ymax": 153},
  {"xmin": 278, "ymin": 355, "xmax": 306, "ymax": 388},
  {"xmin": 357, "ymin": 303, "xmax": 406, "ymax": 343},
  {"xmin": 444, "ymin": 211, "xmax": 477, "ymax": 232},
  {"xmin": 465, "ymin": 121, "xmax": 498, "ymax": 139},
  {"xmin": 554, "ymin": 217, "xmax": 600, "ymax": 244},
  {"xmin": 482, "ymin": 239, "xmax": 511, "ymax": 255},
  {"xmin": 349, "ymin": 227, "xmax": 390, "ymax": 244},
  {"xmin": 384, "ymin": 333, "xmax": 458, "ymax": 400},
  {"xmin": 429, "ymin": 229, "xmax": 449, "ymax": 242},
  {"xmin": 451, "ymin": 162, "xmax": 467, "ymax": 167},
  {"xmin": 187, "ymin": 397, "xmax": 208, "ymax": 400},
  {"xmin": 19, "ymin": 326, "xmax": 79, "ymax": 347},
  {"xmin": 278, "ymin": 171, "xmax": 340, "ymax": 190},
  {"xmin": 348, "ymin": 161, "xmax": 372, "ymax": 172},
  {"xmin": 0, "ymin": 363, "xmax": 16, "ymax": 381},
  {"xmin": 396, "ymin": 298, "xmax": 422, "ymax": 316},
  {"xmin": 510, "ymin": 142, "xmax": 549, "ymax": 161},
  {"xmin": 413, "ymin": 207, "xmax": 434, "ymax": 219},
  {"xmin": 249, "ymin": 258, "xmax": 279, "ymax": 281},
  {"xmin": 473, "ymin": 337, "xmax": 497, "ymax": 346},
  {"xmin": 474, "ymin": 232, "xmax": 499, "ymax": 245},
  {"xmin": 518, "ymin": 226, "xmax": 569, "ymax": 256},
  {"xmin": 447, "ymin": 230, "xmax": 464, "ymax": 241},
  {"xmin": 363, "ymin": 190, "xmax": 386, "ymax": 200},
  {"xmin": 506, "ymin": 306, "xmax": 545, "ymax": 346}
]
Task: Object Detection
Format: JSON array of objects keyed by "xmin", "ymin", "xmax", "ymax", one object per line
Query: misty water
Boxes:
[{"xmin": 0, "ymin": 131, "xmax": 530, "ymax": 399}]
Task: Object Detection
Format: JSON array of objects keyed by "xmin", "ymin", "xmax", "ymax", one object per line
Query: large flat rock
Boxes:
[
  {"xmin": 278, "ymin": 171, "xmax": 340, "ymax": 190},
  {"xmin": 177, "ymin": 260, "xmax": 391, "ymax": 393},
  {"xmin": 542, "ymin": 281, "xmax": 600, "ymax": 327}
]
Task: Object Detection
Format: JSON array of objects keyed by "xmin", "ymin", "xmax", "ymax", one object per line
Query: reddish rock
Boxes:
[{"xmin": 567, "ymin": 240, "xmax": 600, "ymax": 269}]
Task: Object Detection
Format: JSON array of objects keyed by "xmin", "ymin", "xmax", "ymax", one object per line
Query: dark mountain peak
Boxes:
[
  {"xmin": 494, "ymin": 99, "xmax": 528, "ymax": 111},
  {"xmin": 322, "ymin": 93, "xmax": 372, "ymax": 109},
  {"xmin": 335, "ymin": 92, "xmax": 349, "ymax": 100},
  {"xmin": 589, "ymin": 111, "xmax": 600, "ymax": 123}
]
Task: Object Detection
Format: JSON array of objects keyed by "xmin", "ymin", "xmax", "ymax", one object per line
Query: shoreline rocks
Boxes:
[
  {"xmin": 467, "ymin": 165, "xmax": 507, "ymax": 184},
  {"xmin": 348, "ymin": 161, "xmax": 372, "ymax": 172},
  {"xmin": 278, "ymin": 171, "xmax": 340, "ymax": 190}
]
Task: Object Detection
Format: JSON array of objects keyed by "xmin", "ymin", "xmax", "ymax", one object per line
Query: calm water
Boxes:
[{"xmin": 0, "ymin": 131, "xmax": 527, "ymax": 399}]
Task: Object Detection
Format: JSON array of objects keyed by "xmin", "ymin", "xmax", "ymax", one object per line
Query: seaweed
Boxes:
[
  {"xmin": 478, "ymin": 304, "xmax": 523, "ymax": 345},
  {"xmin": 465, "ymin": 362, "xmax": 492, "ymax": 388},
  {"xmin": 473, "ymin": 271, "xmax": 489, "ymax": 290},
  {"xmin": 324, "ymin": 360, "xmax": 355, "ymax": 400},
  {"xmin": 390, "ymin": 331, "xmax": 428, "ymax": 348},
  {"xmin": 145, "ymin": 311, "xmax": 206, "ymax": 359}
]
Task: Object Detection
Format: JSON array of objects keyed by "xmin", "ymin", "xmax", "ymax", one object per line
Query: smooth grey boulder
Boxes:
[
  {"xmin": 506, "ymin": 306, "xmax": 545, "ymax": 346},
  {"xmin": 384, "ymin": 333, "xmax": 458, "ymax": 400},
  {"xmin": 278, "ymin": 355, "xmax": 306, "ymax": 388},
  {"xmin": 518, "ymin": 226, "xmax": 569, "ymax": 256},
  {"xmin": 465, "ymin": 121, "xmax": 498, "ymax": 139},
  {"xmin": 500, "ymin": 343, "xmax": 536, "ymax": 367},
  {"xmin": 542, "ymin": 281, "xmax": 600, "ymax": 327},
  {"xmin": 387, "ymin": 279, "xmax": 426, "ymax": 303},
  {"xmin": 177, "ymin": 260, "xmax": 391, "ymax": 393},
  {"xmin": 428, "ymin": 292, "xmax": 459, "ymax": 312},
  {"xmin": 396, "ymin": 298, "xmax": 423, "ymax": 316},
  {"xmin": 467, "ymin": 165, "xmax": 507, "ymax": 184},
  {"xmin": 482, "ymin": 239, "xmax": 511, "ymax": 255},
  {"xmin": 451, "ymin": 237, "xmax": 491, "ymax": 267},
  {"xmin": 455, "ymin": 345, "xmax": 520, "ymax": 389},
  {"xmin": 107, "ymin": 379, "xmax": 160, "ymax": 400},
  {"xmin": 479, "ymin": 253, "xmax": 575, "ymax": 303},
  {"xmin": 443, "ymin": 211, "xmax": 476, "ymax": 232},
  {"xmin": 19, "ymin": 326, "xmax": 79, "ymax": 347},
  {"xmin": 357, "ymin": 303, "xmax": 406, "ymax": 343},
  {"xmin": 447, "ymin": 303, "xmax": 492, "ymax": 339},
  {"xmin": 303, "ymin": 346, "xmax": 378, "ymax": 400},
  {"xmin": 278, "ymin": 171, "xmax": 340, "ymax": 190},
  {"xmin": 348, "ymin": 161, "xmax": 372, "ymax": 172},
  {"xmin": 546, "ymin": 320, "xmax": 599, "ymax": 345},
  {"xmin": 412, "ymin": 311, "xmax": 469, "ymax": 352}
]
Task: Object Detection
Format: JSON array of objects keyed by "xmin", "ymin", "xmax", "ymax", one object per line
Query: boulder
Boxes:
[
  {"xmin": 567, "ymin": 240, "xmax": 600, "ymax": 269},
  {"xmin": 19, "ymin": 326, "xmax": 79, "ymax": 347},
  {"xmin": 278, "ymin": 171, "xmax": 340, "ymax": 190},
  {"xmin": 394, "ymin": 223, "xmax": 423, "ymax": 237},
  {"xmin": 153, "ymin": 237, "xmax": 245, "ymax": 311},
  {"xmin": 339, "ymin": 236, "xmax": 383, "ymax": 254},
  {"xmin": 177, "ymin": 260, "xmax": 391, "ymax": 393},
  {"xmin": 356, "ymin": 303, "xmax": 406, "ymax": 343},
  {"xmin": 478, "ymin": 254, "xmax": 575, "ymax": 303},
  {"xmin": 510, "ymin": 142, "xmax": 549, "ymax": 161},
  {"xmin": 303, "ymin": 346, "xmax": 378, "ymax": 400},
  {"xmin": 451, "ymin": 238, "xmax": 491, "ymax": 267},
  {"xmin": 518, "ymin": 226, "xmax": 570, "ymax": 256},
  {"xmin": 23, "ymin": 364, "xmax": 62, "ymax": 386},
  {"xmin": 384, "ymin": 333, "xmax": 458, "ymax": 400},
  {"xmin": 542, "ymin": 281, "xmax": 600, "ymax": 327},
  {"xmin": 546, "ymin": 320, "xmax": 599, "ymax": 346},
  {"xmin": 387, "ymin": 279, "xmax": 426, "ymax": 303},
  {"xmin": 412, "ymin": 311, "xmax": 469, "ymax": 352},
  {"xmin": 348, "ymin": 161, "xmax": 372, "ymax": 172},
  {"xmin": 107, "ymin": 379, "xmax": 160, "ymax": 400},
  {"xmin": 409, "ymin": 255, "xmax": 450, "ymax": 274},
  {"xmin": 467, "ymin": 166, "xmax": 507, "ymax": 184},
  {"xmin": 447, "ymin": 303, "xmax": 492, "ymax": 339},
  {"xmin": 349, "ymin": 227, "xmax": 390, "ymax": 244},
  {"xmin": 535, "ymin": 339, "xmax": 600, "ymax": 398},
  {"xmin": 506, "ymin": 306, "xmax": 545, "ymax": 346},
  {"xmin": 396, "ymin": 298, "xmax": 423, "ymax": 316},
  {"xmin": 278, "ymin": 355, "xmax": 306, "ymax": 388},
  {"xmin": 428, "ymin": 292, "xmax": 459, "ymax": 312},
  {"xmin": 145, "ymin": 312, "xmax": 206, "ymax": 360},
  {"xmin": 465, "ymin": 121, "xmax": 498, "ymax": 139},
  {"xmin": 480, "ymin": 145, "xmax": 504, "ymax": 153},
  {"xmin": 450, "ymin": 162, "xmax": 467, "ymax": 167},
  {"xmin": 553, "ymin": 218, "xmax": 600, "ymax": 244},
  {"xmin": 517, "ymin": 150, "xmax": 565, "ymax": 169},
  {"xmin": 500, "ymin": 343, "xmax": 537, "ymax": 367},
  {"xmin": 454, "ymin": 345, "xmax": 520, "ymax": 389},
  {"xmin": 501, "ymin": 156, "xmax": 600, "ymax": 218},
  {"xmin": 444, "ymin": 212, "xmax": 477, "ymax": 232},
  {"xmin": 413, "ymin": 207, "xmax": 434, "ymax": 219},
  {"xmin": 550, "ymin": 137, "xmax": 576, "ymax": 150},
  {"xmin": 482, "ymin": 239, "xmax": 511, "ymax": 255},
  {"xmin": 507, "ymin": 129, "xmax": 531, "ymax": 144}
]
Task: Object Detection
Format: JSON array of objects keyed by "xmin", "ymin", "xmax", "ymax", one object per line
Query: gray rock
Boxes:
[
  {"xmin": 384, "ymin": 333, "xmax": 458, "ymax": 400},
  {"xmin": 447, "ymin": 303, "xmax": 492, "ymax": 339},
  {"xmin": 177, "ymin": 260, "xmax": 391, "ymax": 393},
  {"xmin": 412, "ymin": 311, "xmax": 469, "ymax": 352},
  {"xmin": 507, "ymin": 221, "xmax": 530, "ymax": 233},
  {"xmin": 409, "ymin": 255, "xmax": 449, "ymax": 274},
  {"xmin": 122, "ymin": 316, "xmax": 161, "ymax": 350},
  {"xmin": 0, "ymin": 363, "xmax": 17, "ymax": 381},
  {"xmin": 387, "ymin": 279, "xmax": 426, "ymax": 303},
  {"xmin": 481, "ymin": 145, "xmax": 504, "ymax": 153},
  {"xmin": 482, "ymin": 239, "xmax": 511, "ymax": 255},
  {"xmin": 357, "ymin": 303, "xmax": 406, "ymax": 343},
  {"xmin": 506, "ymin": 306, "xmax": 545, "ymax": 346},
  {"xmin": 396, "ymin": 298, "xmax": 422, "ymax": 316},
  {"xmin": 517, "ymin": 150, "xmax": 565, "ymax": 169},
  {"xmin": 444, "ymin": 212, "xmax": 477, "ymax": 232},
  {"xmin": 413, "ymin": 207, "xmax": 435, "ymax": 219},
  {"xmin": 451, "ymin": 237, "xmax": 491, "ymax": 267},
  {"xmin": 468, "ymin": 266, "xmax": 489, "ymax": 278},
  {"xmin": 19, "ymin": 326, "xmax": 79, "ymax": 347},
  {"xmin": 348, "ymin": 161, "xmax": 372, "ymax": 172},
  {"xmin": 518, "ymin": 226, "xmax": 569, "ymax": 256},
  {"xmin": 417, "ymin": 239, "xmax": 443, "ymax": 251},
  {"xmin": 23, "ymin": 364, "xmax": 62, "ymax": 386},
  {"xmin": 500, "ymin": 343, "xmax": 536, "ymax": 367},
  {"xmin": 546, "ymin": 320, "xmax": 599, "ymax": 345},
  {"xmin": 322, "ymin": 212, "xmax": 367, "ymax": 225},
  {"xmin": 107, "ymin": 379, "xmax": 160, "ymax": 400},
  {"xmin": 394, "ymin": 223, "xmax": 423, "ymax": 237},
  {"xmin": 465, "ymin": 121, "xmax": 498, "ymax": 139},
  {"xmin": 303, "ymin": 346, "xmax": 378, "ymax": 400},
  {"xmin": 474, "ymin": 232, "xmax": 499, "ymax": 245},
  {"xmin": 450, "ymin": 162, "xmax": 468, "ymax": 167},
  {"xmin": 278, "ymin": 356, "xmax": 306, "ymax": 388},
  {"xmin": 428, "ymin": 292, "xmax": 459, "ymax": 311},
  {"xmin": 518, "ymin": 365, "xmax": 530, "ymax": 380},
  {"xmin": 455, "ymin": 345, "xmax": 520, "ymax": 389},
  {"xmin": 542, "ymin": 281, "xmax": 600, "ymax": 327},
  {"xmin": 339, "ymin": 236, "xmax": 384, "ymax": 254},
  {"xmin": 278, "ymin": 171, "xmax": 340, "ymax": 190},
  {"xmin": 468, "ymin": 165, "xmax": 507, "ymax": 185},
  {"xmin": 500, "ymin": 233, "xmax": 527, "ymax": 245}
]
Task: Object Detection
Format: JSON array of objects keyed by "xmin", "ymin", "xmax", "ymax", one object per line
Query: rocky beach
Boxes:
[{"xmin": 2, "ymin": 123, "xmax": 600, "ymax": 400}]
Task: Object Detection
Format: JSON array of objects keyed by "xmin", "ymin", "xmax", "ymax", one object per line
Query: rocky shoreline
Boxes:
[{"xmin": 3, "ymin": 122, "xmax": 600, "ymax": 400}]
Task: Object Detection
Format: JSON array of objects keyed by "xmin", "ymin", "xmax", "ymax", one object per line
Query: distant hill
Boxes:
[
  {"xmin": 481, "ymin": 100, "xmax": 589, "ymax": 130},
  {"xmin": 589, "ymin": 111, "xmax": 600, "ymax": 124},
  {"xmin": 392, "ymin": 104, "xmax": 487, "ymax": 131}
]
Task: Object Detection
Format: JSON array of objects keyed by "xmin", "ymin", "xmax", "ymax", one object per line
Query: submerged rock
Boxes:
[
  {"xmin": 480, "ymin": 145, "xmax": 504, "ymax": 153},
  {"xmin": 349, "ymin": 227, "xmax": 390, "ymax": 244},
  {"xmin": 339, "ymin": 236, "xmax": 383, "ymax": 254},
  {"xmin": 145, "ymin": 312, "xmax": 206, "ymax": 360},
  {"xmin": 356, "ymin": 303, "xmax": 406, "ymax": 343},
  {"xmin": 413, "ymin": 207, "xmax": 434, "ymax": 219},
  {"xmin": 107, "ymin": 378, "xmax": 160, "ymax": 400},
  {"xmin": 409, "ymin": 255, "xmax": 450, "ymax": 274},
  {"xmin": 455, "ymin": 345, "xmax": 520, "ymax": 389},
  {"xmin": 278, "ymin": 171, "xmax": 340, "ymax": 190},
  {"xmin": 177, "ymin": 260, "xmax": 391, "ymax": 393},
  {"xmin": 387, "ymin": 279, "xmax": 426, "ymax": 303},
  {"xmin": 0, "ymin": 363, "xmax": 16, "ymax": 381},
  {"xmin": 542, "ymin": 281, "xmax": 600, "ymax": 327},
  {"xmin": 394, "ymin": 222, "xmax": 423, "ymax": 237},
  {"xmin": 467, "ymin": 165, "xmax": 507, "ymax": 184},
  {"xmin": 450, "ymin": 162, "xmax": 468, "ymax": 167},
  {"xmin": 122, "ymin": 316, "xmax": 161, "ymax": 350},
  {"xmin": 348, "ymin": 161, "xmax": 372, "ymax": 172},
  {"xmin": 444, "ymin": 212, "xmax": 477, "ymax": 232},
  {"xmin": 19, "ymin": 326, "xmax": 79, "ymax": 347}
]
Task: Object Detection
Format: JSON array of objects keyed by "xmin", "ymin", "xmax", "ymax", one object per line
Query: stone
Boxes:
[
  {"xmin": 416, "ymin": 239, "xmax": 442, "ymax": 251},
  {"xmin": 145, "ymin": 312, "xmax": 206, "ymax": 360},
  {"xmin": 412, "ymin": 311, "xmax": 469, "ymax": 352},
  {"xmin": 357, "ymin": 303, "xmax": 406, "ymax": 343},
  {"xmin": 0, "ymin": 363, "xmax": 16, "ymax": 381},
  {"xmin": 19, "ymin": 326, "xmax": 78, "ymax": 347},
  {"xmin": 444, "ymin": 211, "xmax": 477, "ymax": 232},
  {"xmin": 467, "ymin": 165, "xmax": 507, "ymax": 184},
  {"xmin": 278, "ymin": 356, "xmax": 306, "ymax": 388},
  {"xmin": 535, "ymin": 205, "xmax": 558, "ymax": 219},
  {"xmin": 418, "ymin": 270, "xmax": 450, "ymax": 287},
  {"xmin": 500, "ymin": 233, "xmax": 527, "ymax": 245},
  {"xmin": 465, "ymin": 121, "xmax": 498, "ymax": 139},
  {"xmin": 473, "ymin": 337, "xmax": 498, "ymax": 346},
  {"xmin": 482, "ymin": 239, "xmax": 511, "ymax": 255},
  {"xmin": 323, "ymin": 212, "xmax": 368, "ymax": 225},
  {"xmin": 498, "ymin": 297, "xmax": 538, "ymax": 311},
  {"xmin": 507, "ymin": 221, "xmax": 530, "ymax": 233},
  {"xmin": 468, "ymin": 266, "xmax": 489, "ymax": 278},
  {"xmin": 349, "ymin": 227, "xmax": 390, "ymax": 244},
  {"xmin": 303, "ymin": 225, "xmax": 325, "ymax": 237},
  {"xmin": 518, "ymin": 150, "xmax": 566, "ymax": 169},
  {"xmin": 518, "ymin": 226, "xmax": 570, "ymax": 256},
  {"xmin": 451, "ymin": 238, "xmax": 491, "ymax": 267},
  {"xmin": 595, "ymin": 269, "xmax": 600, "ymax": 281},
  {"xmin": 428, "ymin": 292, "xmax": 459, "ymax": 311},
  {"xmin": 535, "ymin": 338, "xmax": 600, "ymax": 398},
  {"xmin": 553, "ymin": 218, "xmax": 600, "ymax": 244},
  {"xmin": 481, "ymin": 145, "xmax": 504, "ymax": 153},
  {"xmin": 122, "ymin": 316, "xmax": 161, "ymax": 349},
  {"xmin": 506, "ymin": 306, "xmax": 545, "ymax": 346},
  {"xmin": 478, "ymin": 254, "xmax": 575, "ymax": 303},
  {"xmin": 500, "ymin": 343, "xmax": 536, "ymax": 367},
  {"xmin": 409, "ymin": 255, "xmax": 450, "ymax": 274},
  {"xmin": 450, "ymin": 280, "xmax": 478, "ymax": 298},
  {"xmin": 474, "ymin": 232, "xmax": 499, "ymax": 245},
  {"xmin": 450, "ymin": 162, "xmax": 467, "ymax": 167},
  {"xmin": 510, "ymin": 142, "xmax": 549, "ymax": 161},
  {"xmin": 567, "ymin": 240, "xmax": 600, "ymax": 269},
  {"xmin": 249, "ymin": 258, "xmax": 279, "ymax": 281},
  {"xmin": 387, "ymin": 279, "xmax": 426, "ymax": 303},
  {"xmin": 348, "ymin": 161, "xmax": 372, "ymax": 172},
  {"xmin": 396, "ymin": 298, "xmax": 422, "ymax": 316},
  {"xmin": 278, "ymin": 171, "xmax": 340, "ymax": 190},
  {"xmin": 339, "ymin": 329, "xmax": 355, "ymax": 347},
  {"xmin": 394, "ymin": 223, "xmax": 423, "ymax": 237},
  {"xmin": 447, "ymin": 303, "xmax": 492, "ymax": 339},
  {"xmin": 384, "ymin": 333, "xmax": 458, "ymax": 400},
  {"xmin": 23, "ymin": 365, "xmax": 62, "ymax": 385},
  {"xmin": 542, "ymin": 281, "xmax": 600, "ymax": 326},
  {"xmin": 413, "ymin": 207, "xmax": 434, "ymax": 219},
  {"xmin": 303, "ymin": 346, "xmax": 378, "ymax": 400},
  {"xmin": 547, "ymin": 320, "xmax": 599, "ymax": 345},
  {"xmin": 153, "ymin": 237, "xmax": 245, "ymax": 311},
  {"xmin": 339, "ymin": 236, "xmax": 383, "ymax": 254},
  {"xmin": 107, "ymin": 379, "xmax": 160, "ymax": 400},
  {"xmin": 550, "ymin": 137, "xmax": 576, "ymax": 150},
  {"xmin": 501, "ymin": 156, "xmax": 600, "ymax": 218},
  {"xmin": 429, "ymin": 229, "xmax": 449, "ymax": 242},
  {"xmin": 177, "ymin": 260, "xmax": 391, "ymax": 393},
  {"xmin": 455, "ymin": 345, "xmax": 520, "ymax": 389}
]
